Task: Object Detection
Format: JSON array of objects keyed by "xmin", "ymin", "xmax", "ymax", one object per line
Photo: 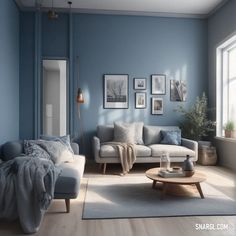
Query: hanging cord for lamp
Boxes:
[
  {"xmin": 35, "ymin": 0, "xmax": 42, "ymax": 10},
  {"xmin": 68, "ymin": 1, "xmax": 72, "ymax": 12},
  {"xmin": 48, "ymin": 0, "xmax": 58, "ymax": 20},
  {"xmin": 76, "ymin": 57, "xmax": 86, "ymax": 154}
]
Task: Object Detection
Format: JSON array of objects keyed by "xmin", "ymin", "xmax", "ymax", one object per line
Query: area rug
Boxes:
[{"xmin": 82, "ymin": 176, "xmax": 236, "ymax": 219}]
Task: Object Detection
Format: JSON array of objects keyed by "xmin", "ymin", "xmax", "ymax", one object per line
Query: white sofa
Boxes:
[{"xmin": 93, "ymin": 125, "xmax": 198, "ymax": 174}]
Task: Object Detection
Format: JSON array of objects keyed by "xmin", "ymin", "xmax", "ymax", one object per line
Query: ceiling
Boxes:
[{"xmin": 16, "ymin": 0, "xmax": 228, "ymax": 18}]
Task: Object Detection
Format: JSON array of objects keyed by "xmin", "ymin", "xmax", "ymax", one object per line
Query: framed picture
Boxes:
[
  {"xmin": 151, "ymin": 74, "xmax": 166, "ymax": 95},
  {"xmin": 135, "ymin": 92, "xmax": 146, "ymax": 109},
  {"xmin": 134, "ymin": 78, "xmax": 146, "ymax": 90},
  {"xmin": 103, "ymin": 74, "xmax": 129, "ymax": 109},
  {"xmin": 170, "ymin": 80, "xmax": 187, "ymax": 101},
  {"xmin": 151, "ymin": 98, "xmax": 163, "ymax": 115}
]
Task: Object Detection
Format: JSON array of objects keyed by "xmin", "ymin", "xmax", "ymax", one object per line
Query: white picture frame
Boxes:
[
  {"xmin": 135, "ymin": 92, "xmax": 146, "ymax": 109},
  {"xmin": 151, "ymin": 74, "xmax": 166, "ymax": 95}
]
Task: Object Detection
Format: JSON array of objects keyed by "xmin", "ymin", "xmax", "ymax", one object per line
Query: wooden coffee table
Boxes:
[{"xmin": 145, "ymin": 168, "xmax": 206, "ymax": 199}]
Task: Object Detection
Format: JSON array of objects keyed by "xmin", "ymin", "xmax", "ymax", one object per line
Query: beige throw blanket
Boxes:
[{"xmin": 106, "ymin": 142, "xmax": 136, "ymax": 174}]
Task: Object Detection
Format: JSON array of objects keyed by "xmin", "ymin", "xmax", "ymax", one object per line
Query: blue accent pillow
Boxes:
[
  {"xmin": 160, "ymin": 130, "xmax": 181, "ymax": 145},
  {"xmin": 24, "ymin": 140, "xmax": 51, "ymax": 160},
  {"xmin": 40, "ymin": 135, "xmax": 74, "ymax": 154}
]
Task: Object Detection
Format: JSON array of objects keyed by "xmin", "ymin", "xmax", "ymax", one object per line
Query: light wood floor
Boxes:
[{"xmin": 0, "ymin": 163, "xmax": 236, "ymax": 236}]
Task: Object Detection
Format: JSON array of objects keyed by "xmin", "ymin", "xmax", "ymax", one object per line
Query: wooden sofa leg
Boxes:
[
  {"xmin": 99, "ymin": 163, "xmax": 103, "ymax": 170},
  {"xmin": 103, "ymin": 163, "xmax": 107, "ymax": 174},
  {"xmin": 65, "ymin": 199, "xmax": 70, "ymax": 213}
]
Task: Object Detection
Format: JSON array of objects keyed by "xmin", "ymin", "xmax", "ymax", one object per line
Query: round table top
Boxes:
[{"xmin": 145, "ymin": 168, "xmax": 206, "ymax": 184}]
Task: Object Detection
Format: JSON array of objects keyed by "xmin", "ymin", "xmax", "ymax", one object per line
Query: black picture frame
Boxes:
[
  {"xmin": 151, "ymin": 97, "xmax": 163, "ymax": 115},
  {"xmin": 135, "ymin": 92, "xmax": 147, "ymax": 109},
  {"xmin": 151, "ymin": 74, "xmax": 166, "ymax": 95},
  {"xmin": 170, "ymin": 80, "xmax": 187, "ymax": 102},
  {"xmin": 103, "ymin": 74, "xmax": 129, "ymax": 109},
  {"xmin": 133, "ymin": 78, "xmax": 147, "ymax": 90}
]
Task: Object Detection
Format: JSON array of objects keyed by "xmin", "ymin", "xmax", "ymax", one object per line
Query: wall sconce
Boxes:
[
  {"xmin": 77, "ymin": 88, "xmax": 84, "ymax": 104},
  {"xmin": 77, "ymin": 88, "xmax": 84, "ymax": 119}
]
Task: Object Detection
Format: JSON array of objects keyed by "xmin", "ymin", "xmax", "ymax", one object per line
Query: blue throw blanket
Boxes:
[{"xmin": 0, "ymin": 155, "xmax": 61, "ymax": 233}]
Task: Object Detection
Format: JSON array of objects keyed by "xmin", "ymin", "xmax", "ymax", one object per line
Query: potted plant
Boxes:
[
  {"xmin": 175, "ymin": 93, "xmax": 214, "ymax": 141},
  {"xmin": 224, "ymin": 121, "xmax": 236, "ymax": 138}
]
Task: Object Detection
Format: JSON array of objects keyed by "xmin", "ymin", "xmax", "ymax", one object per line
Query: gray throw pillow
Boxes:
[
  {"xmin": 97, "ymin": 125, "xmax": 114, "ymax": 143},
  {"xmin": 113, "ymin": 122, "xmax": 135, "ymax": 144},
  {"xmin": 40, "ymin": 135, "xmax": 74, "ymax": 154},
  {"xmin": 24, "ymin": 140, "xmax": 51, "ymax": 161},
  {"xmin": 134, "ymin": 122, "xmax": 144, "ymax": 145},
  {"xmin": 143, "ymin": 126, "xmax": 162, "ymax": 145},
  {"xmin": 24, "ymin": 140, "xmax": 74, "ymax": 164},
  {"xmin": 37, "ymin": 140, "xmax": 74, "ymax": 164}
]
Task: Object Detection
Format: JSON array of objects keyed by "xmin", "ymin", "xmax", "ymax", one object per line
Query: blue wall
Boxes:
[
  {"xmin": 42, "ymin": 13, "xmax": 69, "ymax": 58},
  {"xmin": 0, "ymin": 0, "xmax": 19, "ymax": 144},
  {"xmin": 20, "ymin": 13, "xmax": 208, "ymax": 156},
  {"xmin": 73, "ymin": 15, "xmax": 207, "ymax": 135},
  {"xmin": 19, "ymin": 12, "xmax": 35, "ymax": 139},
  {"xmin": 208, "ymin": 0, "xmax": 236, "ymax": 110}
]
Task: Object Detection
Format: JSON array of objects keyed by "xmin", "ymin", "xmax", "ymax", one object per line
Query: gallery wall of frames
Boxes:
[{"xmin": 103, "ymin": 74, "xmax": 187, "ymax": 115}]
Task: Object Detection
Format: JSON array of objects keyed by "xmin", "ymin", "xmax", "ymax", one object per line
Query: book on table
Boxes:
[{"xmin": 158, "ymin": 169, "xmax": 184, "ymax": 178}]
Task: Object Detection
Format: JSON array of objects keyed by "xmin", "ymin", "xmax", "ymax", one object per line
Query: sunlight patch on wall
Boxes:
[
  {"xmin": 83, "ymin": 85, "xmax": 90, "ymax": 109},
  {"xmin": 182, "ymin": 64, "xmax": 187, "ymax": 81}
]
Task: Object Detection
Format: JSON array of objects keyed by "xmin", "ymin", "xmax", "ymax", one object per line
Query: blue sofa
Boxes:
[{"xmin": 0, "ymin": 140, "xmax": 85, "ymax": 213}]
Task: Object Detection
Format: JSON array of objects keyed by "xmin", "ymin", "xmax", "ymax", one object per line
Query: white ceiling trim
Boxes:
[
  {"xmin": 207, "ymin": 0, "xmax": 229, "ymax": 17},
  {"xmin": 15, "ymin": 0, "xmax": 229, "ymax": 19}
]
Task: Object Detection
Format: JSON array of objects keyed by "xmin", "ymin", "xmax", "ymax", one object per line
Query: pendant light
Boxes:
[
  {"xmin": 77, "ymin": 88, "xmax": 85, "ymax": 104},
  {"xmin": 48, "ymin": 0, "xmax": 58, "ymax": 20}
]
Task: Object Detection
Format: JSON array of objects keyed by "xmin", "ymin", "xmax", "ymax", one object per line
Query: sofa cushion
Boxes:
[
  {"xmin": 54, "ymin": 155, "xmax": 85, "ymax": 198},
  {"xmin": 135, "ymin": 145, "xmax": 151, "ymax": 156},
  {"xmin": 1, "ymin": 141, "xmax": 23, "ymax": 161},
  {"xmin": 114, "ymin": 122, "xmax": 135, "ymax": 143},
  {"xmin": 160, "ymin": 130, "xmax": 181, "ymax": 145},
  {"xmin": 97, "ymin": 123, "xmax": 143, "ymax": 144},
  {"xmin": 144, "ymin": 126, "xmax": 180, "ymax": 145},
  {"xmin": 70, "ymin": 142, "xmax": 79, "ymax": 155},
  {"xmin": 149, "ymin": 144, "xmax": 195, "ymax": 157},
  {"xmin": 143, "ymin": 126, "xmax": 162, "ymax": 145},
  {"xmin": 134, "ymin": 122, "xmax": 144, "ymax": 145},
  {"xmin": 100, "ymin": 144, "xmax": 151, "ymax": 157},
  {"xmin": 97, "ymin": 125, "xmax": 114, "ymax": 143}
]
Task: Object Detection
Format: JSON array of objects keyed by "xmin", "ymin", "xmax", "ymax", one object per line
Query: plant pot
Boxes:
[
  {"xmin": 225, "ymin": 130, "xmax": 236, "ymax": 138},
  {"xmin": 198, "ymin": 141, "xmax": 211, "ymax": 148}
]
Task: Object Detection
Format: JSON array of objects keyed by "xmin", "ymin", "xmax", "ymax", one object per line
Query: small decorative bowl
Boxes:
[
  {"xmin": 172, "ymin": 167, "xmax": 181, "ymax": 171},
  {"xmin": 184, "ymin": 170, "xmax": 195, "ymax": 177}
]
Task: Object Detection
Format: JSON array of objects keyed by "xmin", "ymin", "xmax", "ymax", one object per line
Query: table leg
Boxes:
[
  {"xmin": 161, "ymin": 183, "xmax": 168, "ymax": 200},
  {"xmin": 195, "ymin": 183, "xmax": 205, "ymax": 199},
  {"xmin": 152, "ymin": 180, "xmax": 157, "ymax": 189}
]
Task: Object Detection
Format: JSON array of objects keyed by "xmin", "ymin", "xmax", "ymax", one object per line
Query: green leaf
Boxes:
[{"xmin": 175, "ymin": 92, "xmax": 214, "ymax": 141}]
